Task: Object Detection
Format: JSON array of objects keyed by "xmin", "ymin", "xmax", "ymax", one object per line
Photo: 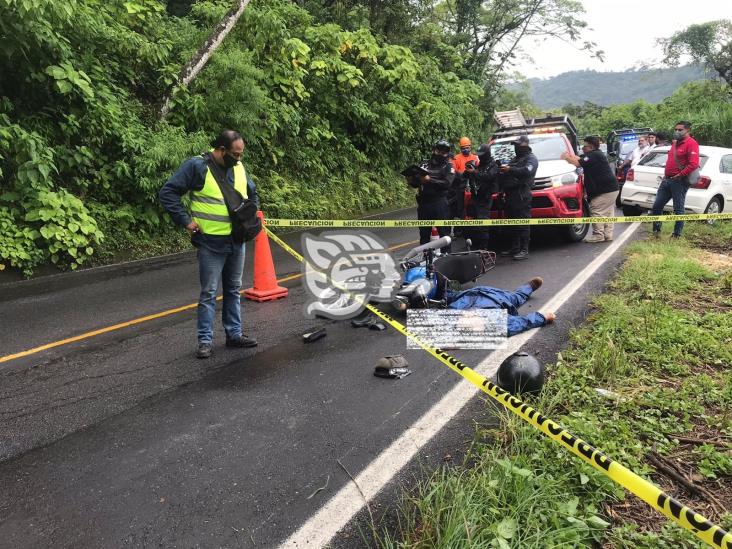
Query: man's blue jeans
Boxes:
[
  {"xmin": 197, "ymin": 245, "xmax": 245, "ymax": 344},
  {"xmin": 447, "ymin": 283, "xmax": 547, "ymax": 336},
  {"xmin": 651, "ymin": 177, "xmax": 690, "ymax": 236}
]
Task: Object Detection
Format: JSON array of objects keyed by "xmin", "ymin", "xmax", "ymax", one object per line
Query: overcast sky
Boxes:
[{"xmin": 513, "ymin": 1, "xmax": 732, "ymax": 79}]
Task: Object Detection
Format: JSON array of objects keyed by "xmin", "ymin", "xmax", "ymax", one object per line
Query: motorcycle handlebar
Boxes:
[{"xmin": 403, "ymin": 236, "xmax": 451, "ymax": 261}]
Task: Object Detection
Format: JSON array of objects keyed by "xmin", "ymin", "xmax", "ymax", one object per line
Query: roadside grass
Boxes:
[
  {"xmin": 90, "ymin": 226, "xmax": 192, "ymax": 266},
  {"xmin": 379, "ymin": 221, "xmax": 732, "ymax": 548}
]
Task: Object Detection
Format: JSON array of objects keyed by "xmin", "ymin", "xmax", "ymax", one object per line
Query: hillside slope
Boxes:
[{"xmin": 523, "ymin": 65, "xmax": 709, "ymax": 108}]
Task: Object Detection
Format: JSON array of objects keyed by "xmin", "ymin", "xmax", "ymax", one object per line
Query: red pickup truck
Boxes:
[{"xmin": 464, "ymin": 113, "xmax": 590, "ymax": 242}]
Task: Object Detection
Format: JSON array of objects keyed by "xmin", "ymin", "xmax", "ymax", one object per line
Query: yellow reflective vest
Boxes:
[{"xmin": 190, "ymin": 160, "xmax": 248, "ymax": 236}]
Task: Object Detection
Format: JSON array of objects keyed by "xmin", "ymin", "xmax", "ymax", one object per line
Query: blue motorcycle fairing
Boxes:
[{"xmin": 403, "ymin": 266, "xmax": 438, "ymax": 299}]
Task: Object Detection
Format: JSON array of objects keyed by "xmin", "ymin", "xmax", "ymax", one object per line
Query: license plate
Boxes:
[{"xmin": 637, "ymin": 175, "xmax": 662, "ymax": 189}]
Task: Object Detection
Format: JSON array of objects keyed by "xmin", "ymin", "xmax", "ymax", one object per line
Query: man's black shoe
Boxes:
[
  {"xmin": 512, "ymin": 250, "xmax": 529, "ymax": 261},
  {"xmin": 226, "ymin": 335, "xmax": 258, "ymax": 348},
  {"xmin": 500, "ymin": 249, "xmax": 518, "ymax": 257},
  {"xmin": 196, "ymin": 343, "xmax": 212, "ymax": 359}
]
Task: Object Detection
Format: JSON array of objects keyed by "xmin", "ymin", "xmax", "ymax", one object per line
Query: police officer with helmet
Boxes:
[
  {"xmin": 405, "ymin": 139, "xmax": 455, "ymax": 250},
  {"xmin": 498, "ymin": 135, "xmax": 537, "ymax": 260},
  {"xmin": 464, "ymin": 142, "xmax": 500, "ymax": 250}
]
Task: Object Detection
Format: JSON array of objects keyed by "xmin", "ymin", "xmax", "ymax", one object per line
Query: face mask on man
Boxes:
[
  {"xmin": 222, "ymin": 153, "xmax": 239, "ymax": 169},
  {"xmin": 460, "ymin": 147, "xmax": 471, "ymax": 155},
  {"xmin": 673, "ymin": 130, "xmax": 686, "ymax": 141},
  {"xmin": 514, "ymin": 145, "xmax": 528, "ymax": 157},
  {"xmin": 432, "ymin": 152, "xmax": 448, "ymax": 163}
]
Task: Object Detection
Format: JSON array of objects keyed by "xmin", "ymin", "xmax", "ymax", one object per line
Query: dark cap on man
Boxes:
[
  {"xmin": 477, "ymin": 143, "xmax": 491, "ymax": 155},
  {"xmin": 512, "ymin": 135, "xmax": 530, "ymax": 147}
]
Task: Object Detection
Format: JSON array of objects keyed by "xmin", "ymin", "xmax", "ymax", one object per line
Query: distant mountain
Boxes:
[{"xmin": 521, "ymin": 66, "xmax": 709, "ymax": 108}]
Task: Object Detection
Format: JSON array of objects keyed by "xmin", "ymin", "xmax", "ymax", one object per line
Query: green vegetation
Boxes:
[
  {"xmin": 660, "ymin": 19, "xmax": 731, "ymax": 85},
  {"xmin": 381, "ymin": 222, "xmax": 732, "ymax": 547},
  {"xmin": 1, "ymin": 0, "xmax": 598, "ymax": 277},
  {"xmin": 522, "ymin": 65, "xmax": 709, "ymax": 109},
  {"xmin": 0, "ymin": 0, "xmax": 476, "ymax": 276},
  {"xmin": 571, "ymin": 80, "xmax": 732, "ymax": 147},
  {"xmin": 1, "ymin": 2, "xmax": 728, "ymax": 279}
]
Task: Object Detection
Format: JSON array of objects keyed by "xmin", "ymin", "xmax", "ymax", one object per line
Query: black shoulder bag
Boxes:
[{"xmin": 205, "ymin": 156, "xmax": 262, "ymax": 243}]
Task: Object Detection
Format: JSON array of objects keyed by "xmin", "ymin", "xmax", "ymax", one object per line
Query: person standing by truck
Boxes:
[
  {"xmin": 498, "ymin": 135, "xmax": 537, "ymax": 260},
  {"xmin": 562, "ymin": 135, "xmax": 619, "ymax": 242},
  {"xmin": 405, "ymin": 139, "xmax": 455, "ymax": 250},
  {"xmin": 451, "ymin": 137, "xmax": 480, "ymax": 221},
  {"xmin": 464, "ymin": 143, "xmax": 500, "ymax": 250}
]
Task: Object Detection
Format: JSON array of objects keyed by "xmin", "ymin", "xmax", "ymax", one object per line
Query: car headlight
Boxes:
[{"xmin": 550, "ymin": 172, "xmax": 578, "ymax": 187}]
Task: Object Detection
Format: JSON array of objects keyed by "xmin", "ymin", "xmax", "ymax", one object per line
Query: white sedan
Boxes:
[{"xmin": 620, "ymin": 145, "xmax": 732, "ymax": 216}]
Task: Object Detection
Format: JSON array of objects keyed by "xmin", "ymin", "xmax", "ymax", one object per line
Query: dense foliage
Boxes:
[
  {"xmin": 521, "ymin": 65, "xmax": 709, "ymax": 109},
  {"xmin": 660, "ymin": 19, "xmax": 731, "ymax": 84},
  {"xmin": 0, "ymin": 0, "xmax": 489, "ymax": 275},
  {"xmin": 4, "ymin": 1, "xmax": 718, "ymax": 277},
  {"xmin": 570, "ymin": 80, "xmax": 732, "ymax": 147}
]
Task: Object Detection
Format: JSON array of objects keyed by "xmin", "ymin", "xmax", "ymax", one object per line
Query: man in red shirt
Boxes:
[{"xmin": 651, "ymin": 121, "xmax": 700, "ymax": 238}]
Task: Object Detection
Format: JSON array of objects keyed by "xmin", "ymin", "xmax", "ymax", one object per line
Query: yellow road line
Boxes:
[{"xmin": 0, "ymin": 240, "xmax": 417, "ymax": 365}]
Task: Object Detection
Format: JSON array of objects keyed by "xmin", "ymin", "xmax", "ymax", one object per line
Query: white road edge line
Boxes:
[{"xmin": 281, "ymin": 223, "xmax": 642, "ymax": 548}]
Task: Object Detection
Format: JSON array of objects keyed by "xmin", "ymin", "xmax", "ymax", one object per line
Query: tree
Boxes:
[
  {"xmin": 562, "ymin": 101, "xmax": 605, "ymax": 121},
  {"xmin": 660, "ymin": 19, "xmax": 732, "ymax": 84},
  {"xmin": 160, "ymin": 0, "xmax": 252, "ymax": 118},
  {"xmin": 430, "ymin": 0, "xmax": 603, "ymax": 80},
  {"xmin": 487, "ymin": 76, "xmax": 542, "ymax": 119}
]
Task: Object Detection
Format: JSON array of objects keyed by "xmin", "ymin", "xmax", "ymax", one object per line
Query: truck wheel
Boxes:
[{"xmin": 563, "ymin": 201, "xmax": 590, "ymax": 242}]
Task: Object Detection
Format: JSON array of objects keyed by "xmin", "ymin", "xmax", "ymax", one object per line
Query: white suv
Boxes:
[{"xmin": 620, "ymin": 145, "xmax": 732, "ymax": 216}]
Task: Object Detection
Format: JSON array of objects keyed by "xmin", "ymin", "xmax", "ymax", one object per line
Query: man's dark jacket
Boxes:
[
  {"xmin": 473, "ymin": 159, "xmax": 500, "ymax": 201},
  {"xmin": 416, "ymin": 157, "xmax": 455, "ymax": 204},
  {"xmin": 499, "ymin": 150, "xmax": 538, "ymax": 204},
  {"xmin": 579, "ymin": 149, "xmax": 618, "ymax": 198}
]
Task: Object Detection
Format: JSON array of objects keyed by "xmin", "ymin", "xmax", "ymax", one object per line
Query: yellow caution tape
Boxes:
[
  {"xmin": 266, "ymin": 227, "xmax": 732, "ymax": 549},
  {"xmin": 264, "ymin": 212, "xmax": 732, "ymax": 228}
]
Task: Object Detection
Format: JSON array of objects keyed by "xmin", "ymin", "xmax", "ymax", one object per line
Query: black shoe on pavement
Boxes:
[
  {"xmin": 500, "ymin": 249, "xmax": 518, "ymax": 257},
  {"xmin": 196, "ymin": 343, "xmax": 212, "ymax": 359},
  {"xmin": 226, "ymin": 335, "xmax": 258, "ymax": 348},
  {"xmin": 512, "ymin": 250, "xmax": 529, "ymax": 261}
]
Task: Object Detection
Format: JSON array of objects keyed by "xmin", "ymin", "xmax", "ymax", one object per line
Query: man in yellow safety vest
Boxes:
[{"xmin": 159, "ymin": 130, "xmax": 259, "ymax": 359}]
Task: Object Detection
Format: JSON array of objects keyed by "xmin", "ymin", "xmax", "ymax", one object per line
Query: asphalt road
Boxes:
[{"xmin": 0, "ymin": 210, "xmax": 642, "ymax": 548}]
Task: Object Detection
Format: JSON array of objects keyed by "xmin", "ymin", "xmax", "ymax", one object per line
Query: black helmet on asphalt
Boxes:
[{"xmin": 496, "ymin": 352, "xmax": 545, "ymax": 396}]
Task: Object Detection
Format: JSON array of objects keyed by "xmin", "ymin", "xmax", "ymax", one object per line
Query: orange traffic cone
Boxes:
[
  {"xmin": 430, "ymin": 226, "xmax": 439, "ymax": 242},
  {"xmin": 244, "ymin": 212, "xmax": 289, "ymax": 302},
  {"xmin": 430, "ymin": 226, "xmax": 441, "ymax": 255}
]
